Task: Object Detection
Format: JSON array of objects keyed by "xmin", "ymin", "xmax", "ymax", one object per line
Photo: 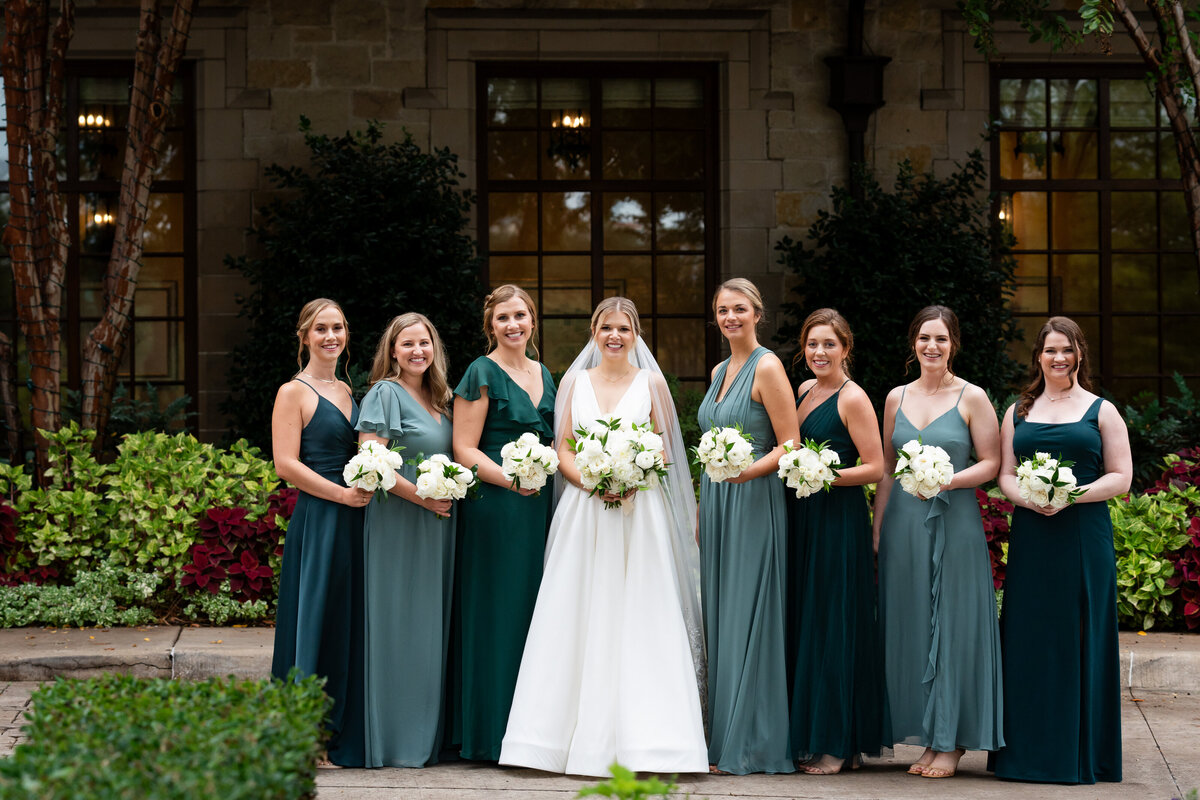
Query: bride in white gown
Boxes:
[{"xmin": 499, "ymin": 297, "xmax": 708, "ymax": 777}]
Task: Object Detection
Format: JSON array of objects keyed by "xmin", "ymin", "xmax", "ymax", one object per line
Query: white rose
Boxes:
[{"xmin": 899, "ymin": 472, "xmax": 919, "ymax": 495}]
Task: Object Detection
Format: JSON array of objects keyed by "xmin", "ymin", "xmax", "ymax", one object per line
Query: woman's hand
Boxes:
[
  {"xmin": 513, "ymin": 486, "xmax": 541, "ymax": 497},
  {"xmin": 420, "ymin": 497, "xmax": 453, "ymax": 518},
  {"xmin": 341, "ymin": 486, "xmax": 374, "ymax": 508},
  {"xmin": 600, "ymin": 487, "xmax": 637, "ymax": 503},
  {"xmin": 1028, "ymin": 501, "xmax": 1065, "ymax": 517}
]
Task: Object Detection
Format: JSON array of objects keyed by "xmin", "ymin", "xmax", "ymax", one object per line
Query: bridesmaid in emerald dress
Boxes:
[
  {"xmin": 697, "ymin": 278, "xmax": 799, "ymax": 775},
  {"xmin": 450, "ymin": 284, "xmax": 556, "ymax": 761},
  {"xmin": 357, "ymin": 313, "xmax": 457, "ymax": 768},
  {"xmin": 271, "ymin": 298, "xmax": 373, "ymax": 768},
  {"xmin": 787, "ymin": 308, "xmax": 887, "ymax": 774},
  {"xmin": 875, "ymin": 306, "xmax": 1003, "ymax": 779},
  {"xmin": 992, "ymin": 317, "xmax": 1130, "ymax": 784}
]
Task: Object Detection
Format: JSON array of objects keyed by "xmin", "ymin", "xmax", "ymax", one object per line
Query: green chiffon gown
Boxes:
[
  {"xmin": 270, "ymin": 380, "xmax": 366, "ymax": 767},
  {"xmin": 357, "ymin": 380, "xmax": 456, "ymax": 768},
  {"xmin": 449, "ymin": 357, "xmax": 555, "ymax": 761},
  {"xmin": 991, "ymin": 398, "xmax": 1121, "ymax": 784},
  {"xmin": 697, "ymin": 347, "xmax": 794, "ymax": 775},
  {"xmin": 878, "ymin": 385, "xmax": 1003, "ymax": 754},
  {"xmin": 787, "ymin": 383, "xmax": 889, "ymax": 762}
]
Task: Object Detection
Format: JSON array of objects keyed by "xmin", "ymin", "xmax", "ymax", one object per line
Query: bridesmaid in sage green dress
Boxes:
[
  {"xmin": 786, "ymin": 308, "xmax": 887, "ymax": 775},
  {"xmin": 271, "ymin": 298, "xmax": 373, "ymax": 768},
  {"xmin": 874, "ymin": 306, "xmax": 1003, "ymax": 779},
  {"xmin": 450, "ymin": 285, "xmax": 555, "ymax": 761},
  {"xmin": 697, "ymin": 279, "xmax": 798, "ymax": 775},
  {"xmin": 992, "ymin": 317, "xmax": 1130, "ymax": 784},
  {"xmin": 357, "ymin": 313, "xmax": 458, "ymax": 768}
]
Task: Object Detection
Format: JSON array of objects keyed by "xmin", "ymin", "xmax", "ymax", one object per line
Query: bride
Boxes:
[{"xmin": 499, "ymin": 296, "xmax": 708, "ymax": 777}]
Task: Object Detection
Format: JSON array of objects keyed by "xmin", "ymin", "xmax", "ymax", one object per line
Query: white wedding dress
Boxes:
[{"xmin": 499, "ymin": 369, "xmax": 708, "ymax": 777}]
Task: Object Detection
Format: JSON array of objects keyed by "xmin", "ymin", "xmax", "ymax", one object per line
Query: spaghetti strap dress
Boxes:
[
  {"xmin": 696, "ymin": 347, "xmax": 794, "ymax": 775},
  {"xmin": 878, "ymin": 384, "xmax": 1003, "ymax": 753},
  {"xmin": 271, "ymin": 379, "xmax": 366, "ymax": 767},
  {"xmin": 357, "ymin": 380, "xmax": 456, "ymax": 768},
  {"xmin": 448, "ymin": 356, "xmax": 556, "ymax": 761},
  {"xmin": 991, "ymin": 397, "xmax": 1121, "ymax": 784},
  {"xmin": 787, "ymin": 381, "xmax": 889, "ymax": 762}
]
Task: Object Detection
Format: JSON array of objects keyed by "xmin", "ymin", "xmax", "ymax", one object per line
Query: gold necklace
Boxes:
[
  {"xmin": 498, "ymin": 358, "xmax": 532, "ymax": 376},
  {"xmin": 301, "ymin": 371, "xmax": 337, "ymax": 384},
  {"xmin": 1047, "ymin": 391, "xmax": 1073, "ymax": 402},
  {"xmin": 598, "ymin": 366, "xmax": 634, "ymax": 383},
  {"xmin": 917, "ymin": 373, "xmax": 951, "ymax": 397}
]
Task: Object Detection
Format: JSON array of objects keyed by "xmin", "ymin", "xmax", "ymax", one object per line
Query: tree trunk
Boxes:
[{"xmin": 78, "ymin": 0, "xmax": 196, "ymax": 445}]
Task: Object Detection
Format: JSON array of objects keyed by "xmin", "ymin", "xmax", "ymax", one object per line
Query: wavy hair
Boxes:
[
  {"xmin": 796, "ymin": 307, "xmax": 854, "ymax": 377},
  {"xmin": 904, "ymin": 305, "xmax": 961, "ymax": 376},
  {"xmin": 368, "ymin": 313, "xmax": 452, "ymax": 415},
  {"xmin": 1016, "ymin": 316, "xmax": 1093, "ymax": 418},
  {"xmin": 482, "ymin": 284, "xmax": 539, "ymax": 359},
  {"xmin": 294, "ymin": 298, "xmax": 351, "ymax": 383}
]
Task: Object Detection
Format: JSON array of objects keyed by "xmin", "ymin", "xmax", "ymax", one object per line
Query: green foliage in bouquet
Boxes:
[
  {"xmin": 1109, "ymin": 486, "xmax": 1197, "ymax": 630},
  {"xmin": 0, "ymin": 671, "xmax": 329, "ymax": 800}
]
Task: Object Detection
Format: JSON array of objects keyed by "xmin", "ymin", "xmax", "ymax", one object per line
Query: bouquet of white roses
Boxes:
[
  {"xmin": 342, "ymin": 440, "xmax": 405, "ymax": 498},
  {"xmin": 777, "ymin": 438, "xmax": 842, "ymax": 499},
  {"xmin": 1016, "ymin": 451, "xmax": 1084, "ymax": 509},
  {"xmin": 894, "ymin": 439, "xmax": 954, "ymax": 499},
  {"xmin": 570, "ymin": 416, "xmax": 668, "ymax": 510},
  {"xmin": 500, "ymin": 431, "xmax": 560, "ymax": 493},
  {"xmin": 415, "ymin": 453, "xmax": 477, "ymax": 504},
  {"xmin": 693, "ymin": 425, "xmax": 755, "ymax": 483}
]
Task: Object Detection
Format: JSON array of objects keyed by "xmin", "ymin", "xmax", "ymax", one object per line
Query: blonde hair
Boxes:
[
  {"xmin": 368, "ymin": 313, "xmax": 452, "ymax": 415},
  {"xmin": 712, "ymin": 278, "xmax": 765, "ymax": 326},
  {"xmin": 797, "ymin": 307, "xmax": 854, "ymax": 377},
  {"xmin": 294, "ymin": 298, "xmax": 351, "ymax": 383},
  {"xmin": 482, "ymin": 284, "xmax": 539, "ymax": 358},
  {"xmin": 590, "ymin": 296, "xmax": 642, "ymax": 339}
]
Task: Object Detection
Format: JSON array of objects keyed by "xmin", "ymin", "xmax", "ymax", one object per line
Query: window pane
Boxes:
[
  {"xmin": 489, "ymin": 193, "xmax": 538, "ymax": 251},
  {"xmin": 604, "ymin": 193, "xmax": 650, "ymax": 251},
  {"xmin": 1163, "ymin": 316, "xmax": 1200, "ymax": 373},
  {"xmin": 999, "ymin": 132, "xmax": 1047, "ymax": 179},
  {"xmin": 656, "ymin": 255, "xmax": 705, "ymax": 314},
  {"xmin": 0, "ymin": 129, "xmax": 9, "ymax": 181},
  {"xmin": 79, "ymin": 258, "xmax": 107, "ymax": 317},
  {"xmin": 488, "ymin": 131, "xmax": 537, "ymax": 180},
  {"xmin": 602, "ymin": 78, "xmax": 651, "ymax": 128},
  {"xmin": 655, "ymin": 192, "xmax": 704, "ymax": 251},
  {"xmin": 133, "ymin": 319, "xmax": 182, "ymax": 379},
  {"xmin": 542, "ymin": 255, "xmax": 591, "ymax": 315},
  {"xmin": 1051, "ymin": 192, "xmax": 1097, "ymax": 250},
  {"xmin": 1111, "ymin": 192, "xmax": 1157, "ymax": 250},
  {"xmin": 153, "ymin": 130, "xmax": 185, "ymax": 180},
  {"xmin": 602, "ymin": 131, "xmax": 651, "ymax": 180},
  {"xmin": 1112, "ymin": 316, "xmax": 1159, "ymax": 375},
  {"xmin": 541, "ymin": 78, "xmax": 589, "ymax": 128},
  {"xmin": 0, "ymin": 256, "xmax": 12, "ymax": 317},
  {"xmin": 542, "ymin": 192, "xmax": 590, "ymax": 251},
  {"xmin": 133, "ymin": 383, "xmax": 187, "ymax": 419},
  {"xmin": 1012, "ymin": 192, "xmax": 1047, "ymax": 250},
  {"xmin": 1074, "ymin": 316, "xmax": 1103, "ymax": 375},
  {"xmin": 656, "ymin": 318, "xmax": 706, "ymax": 378},
  {"xmin": 1161, "ymin": 191, "xmax": 1191, "ymax": 250},
  {"xmin": 654, "ymin": 131, "xmax": 704, "ymax": 180},
  {"xmin": 1111, "ymin": 131, "xmax": 1157, "ymax": 178},
  {"xmin": 654, "ymin": 78, "xmax": 705, "ymax": 128},
  {"xmin": 1112, "ymin": 254, "xmax": 1158, "ymax": 312},
  {"xmin": 144, "ymin": 193, "xmax": 184, "ymax": 252},
  {"xmin": 999, "ymin": 78, "xmax": 1046, "ymax": 126},
  {"xmin": 80, "ymin": 192, "xmax": 118, "ymax": 255},
  {"xmin": 487, "ymin": 78, "xmax": 537, "ymax": 128},
  {"xmin": 1051, "ymin": 131, "xmax": 1096, "ymax": 179},
  {"xmin": 1107, "ymin": 377, "xmax": 1158, "ymax": 401},
  {"xmin": 1013, "ymin": 254, "xmax": 1048, "ymax": 313},
  {"xmin": 1055, "ymin": 253, "xmax": 1099, "ymax": 312},
  {"xmin": 138, "ymin": 257, "xmax": 185, "ymax": 314},
  {"xmin": 78, "ymin": 77, "xmax": 130, "ymax": 128},
  {"xmin": 79, "ymin": 129, "xmax": 126, "ymax": 181},
  {"xmin": 1109, "ymin": 79, "xmax": 1156, "ymax": 127},
  {"xmin": 489, "ymin": 255, "xmax": 538, "ymax": 290},
  {"xmin": 1008, "ymin": 315, "xmax": 1045, "ymax": 365},
  {"xmin": 604, "ymin": 255, "xmax": 652, "ymax": 310},
  {"xmin": 1161, "ymin": 134, "xmax": 1182, "ymax": 179},
  {"xmin": 1162, "ymin": 254, "xmax": 1200, "ymax": 311},
  {"xmin": 1050, "ymin": 79, "xmax": 1098, "ymax": 126},
  {"xmin": 539, "ymin": 317, "xmax": 590, "ymax": 374},
  {"xmin": 541, "ymin": 129, "xmax": 590, "ymax": 180}
]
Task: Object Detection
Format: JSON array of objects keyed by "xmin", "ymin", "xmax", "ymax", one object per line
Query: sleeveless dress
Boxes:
[
  {"xmin": 991, "ymin": 398, "xmax": 1121, "ymax": 784},
  {"xmin": 696, "ymin": 347, "xmax": 794, "ymax": 775},
  {"xmin": 499, "ymin": 370, "xmax": 707, "ymax": 777},
  {"xmin": 449, "ymin": 356, "xmax": 556, "ymax": 761},
  {"xmin": 357, "ymin": 380, "xmax": 456, "ymax": 768},
  {"xmin": 270, "ymin": 380, "xmax": 366, "ymax": 767},
  {"xmin": 787, "ymin": 382, "xmax": 889, "ymax": 762},
  {"xmin": 878, "ymin": 384, "xmax": 1003, "ymax": 753}
]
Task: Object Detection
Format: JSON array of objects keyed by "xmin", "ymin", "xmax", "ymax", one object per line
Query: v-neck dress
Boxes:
[
  {"xmin": 271, "ymin": 379, "xmax": 366, "ymax": 767},
  {"xmin": 357, "ymin": 379, "xmax": 456, "ymax": 768},
  {"xmin": 448, "ymin": 356, "xmax": 556, "ymax": 761},
  {"xmin": 787, "ymin": 383, "xmax": 889, "ymax": 762},
  {"xmin": 696, "ymin": 347, "xmax": 794, "ymax": 774},
  {"xmin": 878, "ymin": 385, "xmax": 1003, "ymax": 754}
]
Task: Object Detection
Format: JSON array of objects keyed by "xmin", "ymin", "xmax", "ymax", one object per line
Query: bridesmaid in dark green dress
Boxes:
[
  {"xmin": 271, "ymin": 299, "xmax": 373, "ymax": 768},
  {"xmin": 786, "ymin": 308, "xmax": 888, "ymax": 775},
  {"xmin": 698, "ymin": 279, "xmax": 799, "ymax": 775},
  {"xmin": 450, "ymin": 285, "xmax": 556, "ymax": 761},
  {"xmin": 358, "ymin": 313, "xmax": 458, "ymax": 768},
  {"xmin": 992, "ymin": 317, "xmax": 1131, "ymax": 784}
]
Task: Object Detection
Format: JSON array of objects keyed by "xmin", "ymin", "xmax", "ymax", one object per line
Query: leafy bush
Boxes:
[
  {"xmin": 578, "ymin": 763, "xmax": 677, "ymax": 799},
  {"xmin": 0, "ymin": 563, "xmax": 159, "ymax": 627},
  {"xmin": 1150, "ymin": 448, "xmax": 1200, "ymax": 630},
  {"xmin": 0, "ymin": 672, "xmax": 329, "ymax": 799},
  {"xmin": 181, "ymin": 489, "xmax": 295, "ymax": 604},
  {"xmin": 774, "ymin": 151, "xmax": 1023, "ymax": 409},
  {"xmin": 223, "ymin": 118, "xmax": 485, "ymax": 450},
  {"xmin": 1114, "ymin": 374, "xmax": 1200, "ymax": 492},
  {"xmin": 1109, "ymin": 487, "xmax": 1196, "ymax": 630},
  {"xmin": 977, "ymin": 487, "xmax": 1013, "ymax": 590}
]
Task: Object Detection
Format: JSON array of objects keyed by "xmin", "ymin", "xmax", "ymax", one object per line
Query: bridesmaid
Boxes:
[
  {"xmin": 787, "ymin": 308, "xmax": 887, "ymax": 774},
  {"xmin": 357, "ymin": 313, "xmax": 457, "ymax": 768},
  {"xmin": 697, "ymin": 278, "xmax": 799, "ymax": 775},
  {"xmin": 450, "ymin": 284, "xmax": 556, "ymax": 761},
  {"xmin": 991, "ymin": 317, "xmax": 1130, "ymax": 784},
  {"xmin": 874, "ymin": 306, "xmax": 1003, "ymax": 779},
  {"xmin": 270, "ymin": 298, "xmax": 372, "ymax": 768}
]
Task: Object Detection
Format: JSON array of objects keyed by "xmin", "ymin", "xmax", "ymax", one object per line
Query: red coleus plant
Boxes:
[
  {"xmin": 977, "ymin": 489, "xmax": 1013, "ymax": 591},
  {"xmin": 1169, "ymin": 516, "xmax": 1200, "ymax": 630}
]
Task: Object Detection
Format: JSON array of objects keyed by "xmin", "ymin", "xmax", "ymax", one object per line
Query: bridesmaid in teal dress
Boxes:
[
  {"xmin": 874, "ymin": 306, "xmax": 1003, "ymax": 779},
  {"xmin": 271, "ymin": 298, "xmax": 373, "ymax": 767},
  {"xmin": 787, "ymin": 308, "xmax": 888, "ymax": 774},
  {"xmin": 357, "ymin": 313, "xmax": 458, "ymax": 768},
  {"xmin": 697, "ymin": 279, "xmax": 799, "ymax": 775},
  {"xmin": 450, "ymin": 284, "xmax": 556, "ymax": 761},
  {"xmin": 992, "ymin": 317, "xmax": 1131, "ymax": 784}
]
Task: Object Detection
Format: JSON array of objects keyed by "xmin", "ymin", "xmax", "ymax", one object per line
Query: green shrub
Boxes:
[
  {"xmin": 1110, "ymin": 486, "xmax": 1197, "ymax": 630},
  {"xmin": 1113, "ymin": 374, "xmax": 1200, "ymax": 492},
  {"xmin": 180, "ymin": 588, "xmax": 271, "ymax": 626},
  {"xmin": 0, "ymin": 672, "xmax": 329, "ymax": 799},
  {"xmin": 0, "ymin": 562, "xmax": 159, "ymax": 628},
  {"xmin": 578, "ymin": 763, "xmax": 677, "ymax": 799}
]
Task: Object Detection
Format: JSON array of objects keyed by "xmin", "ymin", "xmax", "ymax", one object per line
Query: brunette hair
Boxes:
[
  {"xmin": 294, "ymin": 298, "xmax": 351, "ymax": 384},
  {"xmin": 1016, "ymin": 316, "xmax": 1093, "ymax": 418},
  {"xmin": 368, "ymin": 312, "xmax": 452, "ymax": 415},
  {"xmin": 712, "ymin": 278, "xmax": 765, "ymax": 327},
  {"xmin": 904, "ymin": 305, "xmax": 962, "ymax": 376},
  {"xmin": 796, "ymin": 307, "xmax": 854, "ymax": 377},
  {"xmin": 590, "ymin": 296, "xmax": 643, "ymax": 339},
  {"xmin": 482, "ymin": 284, "xmax": 539, "ymax": 358}
]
